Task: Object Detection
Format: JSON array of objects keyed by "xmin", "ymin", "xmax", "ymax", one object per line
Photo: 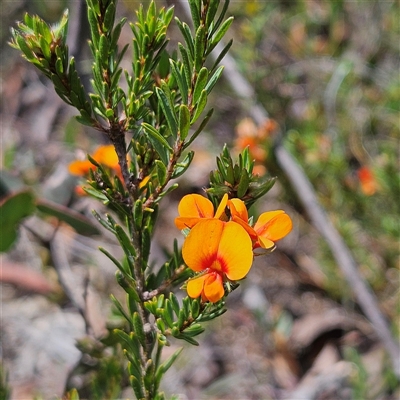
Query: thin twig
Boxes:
[{"xmin": 175, "ymin": 0, "xmax": 400, "ymax": 378}]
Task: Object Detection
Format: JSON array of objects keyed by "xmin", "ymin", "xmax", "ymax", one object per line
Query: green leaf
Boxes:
[
  {"xmin": 207, "ymin": 16, "xmax": 234, "ymax": 55},
  {"xmin": 115, "ymin": 224, "xmax": 137, "ymax": 260},
  {"xmin": 188, "ymin": 0, "xmax": 201, "ymax": 30},
  {"xmin": 103, "ymin": 1, "xmax": 116, "ymax": 33},
  {"xmin": 98, "ymin": 34, "xmax": 109, "ymax": 69},
  {"xmin": 155, "ymin": 160, "xmax": 167, "ymax": 185},
  {"xmin": 87, "ymin": 8, "xmax": 100, "ymax": 49},
  {"xmin": 36, "ymin": 199, "xmax": 100, "ymax": 236},
  {"xmin": 130, "ymin": 374, "xmax": 145, "ymax": 400},
  {"xmin": 184, "ymin": 108, "xmax": 214, "ymax": 148},
  {"xmin": 175, "ymin": 19, "xmax": 194, "ymax": 59},
  {"xmin": 141, "ymin": 225, "xmax": 151, "ymax": 265},
  {"xmin": 0, "ymin": 190, "xmax": 36, "ymax": 252},
  {"xmin": 205, "ymin": 65, "xmax": 224, "ymax": 94},
  {"xmin": 155, "ymin": 347, "xmax": 183, "ymax": 391},
  {"xmin": 178, "ymin": 104, "xmax": 190, "ymax": 140},
  {"xmin": 169, "ymin": 59, "xmax": 188, "ymax": 104},
  {"xmin": 210, "ymin": 39, "xmax": 232, "ymax": 74},
  {"xmin": 182, "ymin": 323, "xmax": 204, "ymax": 337},
  {"xmin": 133, "ymin": 199, "xmax": 143, "ymax": 231},
  {"xmin": 155, "ymin": 87, "xmax": 178, "ymax": 138},
  {"xmin": 237, "ymin": 169, "xmax": 250, "ymax": 198},
  {"xmin": 194, "ymin": 25, "xmax": 206, "ymax": 71},
  {"xmin": 178, "ymin": 44, "xmax": 193, "ymax": 89},
  {"xmin": 142, "ymin": 123, "xmax": 172, "ymax": 166},
  {"xmin": 132, "ymin": 312, "xmax": 146, "ymax": 348},
  {"xmin": 99, "ymin": 246, "xmax": 128, "ymax": 275},
  {"xmin": 163, "ymin": 299, "xmax": 175, "ymax": 328},
  {"xmin": 206, "ymin": 0, "xmax": 220, "ymax": 29},
  {"xmin": 110, "ymin": 295, "xmax": 132, "ymax": 325},
  {"xmin": 155, "ymin": 183, "xmax": 178, "ymax": 202},
  {"xmin": 191, "ymin": 89, "xmax": 207, "ymax": 123},
  {"xmin": 193, "ymin": 67, "xmax": 208, "ymax": 105},
  {"xmin": 171, "ymin": 151, "xmax": 194, "ymax": 179},
  {"xmin": 212, "ymin": 0, "xmax": 230, "ymax": 36}
]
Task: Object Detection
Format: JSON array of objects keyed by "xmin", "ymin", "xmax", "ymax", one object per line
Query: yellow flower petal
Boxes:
[
  {"xmin": 228, "ymin": 198, "xmax": 248, "ymax": 222},
  {"xmin": 217, "ymin": 221, "xmax": 253, "ymax": 281},
  {"xmin": 182, "ymin": 219, "xmax": 224, "ymax": 272},
  {"xmin": 93, "ymin": 145, "xmax": 119, "ymax": 169},
  {"xmin": 68, "ymin": 160, "xmax": 93, "ymax": 176},
  {"xmin": 178, "ymin": 194, "xmax": 214, "ymax": 218},
  {"xmin": 214, "ymin": 193, "xmax": 229, "ymax": 219},
  {"xmin": 203, "ymin": 273, "xmax": 225, "ymax": 303},
  {"xmin": 231, "ymin": 215, "xmax": 258, "ymax": 240},
  {"xmin": 187, "ymin": 275, "xmax": 207, "ymax": 299},
  {"xmin": 257, "ymin": 236, "xmax": 275, "ymax": 249},
  {"xmin": 175, "ymin": 217, "xmax": 203, "ymax": 230},
  {"xmin": 254, "ymin": 210, "xmax": 293, "ymax": 242}
]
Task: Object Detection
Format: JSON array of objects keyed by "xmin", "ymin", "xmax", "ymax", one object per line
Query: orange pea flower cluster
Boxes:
[
  {"xmin": 175, "ymin": 194, "xmax": 292, "ymax": 303},
  {"xmin": 68, "ymin": 145, "xmax": 120, "ymax": 176},
  {"xmin": 233, "ymin": 118, "xmax": 278, "ymax": 176},
  {"xmin": 357, "ymin": 166, "xmax": 378, "ymax": 196}
]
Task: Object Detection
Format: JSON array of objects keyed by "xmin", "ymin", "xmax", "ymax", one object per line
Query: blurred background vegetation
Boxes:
[{"xmin": 1, "ymin": 0, "xmax": 399, "ymax": 399}]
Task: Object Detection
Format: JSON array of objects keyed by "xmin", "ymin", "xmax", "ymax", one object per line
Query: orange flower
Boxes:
[
  {"xmin": 357, "ymin": 166, "xmax": 377, "ymax": 196},
  {"xmin": 174, "ymin": 193, "xmax": 228, "ymax": 230},
  {"xmin": 68, "ymin": 145, "xmax": 120, "ymax": 176},
  {"xmin": 229, "ymin": 198, "xmax": 292, "ymax": 249},
  {"xmin": 183, "ymin": 219, "xmax": 253, "ymax": 302}
]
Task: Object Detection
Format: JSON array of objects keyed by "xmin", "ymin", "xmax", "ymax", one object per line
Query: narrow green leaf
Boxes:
[
  {"xmin": 175, "ymin": 19, "xmax": 194, "ymax": 59},
  {"xmin": 141, "ymin": 226, "xmax": 151, "ymax": 265},
  {"xmin": 99, "ymin": 247, "xmax": 127, "ymax": 275},
  {"xmin": 171, "ymin": 151, "xmax": 194, "ymax": 179},
  {"xmin": 211, "ymin": 0, "xmax": 230, "ymax": 36},
  {"xmin": 110, "ymin": 295, "xmax": 132, "ymax": 325},
  {"xmin": 15, "ymin": 35, "xmax": 35, "ymax": 61},
  {"xmin": 98, "ymin": 34, "xmax": 109, "ymax": 68},
  {"xmin": 39, "ymin": 36, "xmax": 51, "ymax": 60},
  {"xmin": 188, "ymin": 0, "xmax": 201, "ymax": 30},
  {"xmin": 237, "ymin": 169, "xmax": 250, "ymax": 198},
  {"xmin": 178, "ymin": 44, "xmax": 192, "ymax": 89},
  {"xmin": 193, "ymin": 67, "xmax": 208, "ymax": 105},
  {"xmin": 103, "ymin": 2, "xmax": 116, "ymax": 33},
  {"xmin": 210, "ymin": 39, "xmax": 232, "ymax": 74},
  {"xmin": 206, "ymin": 0, "xmax": 221, "ymax": 29},
  {"xmin": 130, "ymin": 375, "xmax": 145, "ymax": 400},
  {"xmin": 155, "ymin": 160, "xmax": 167, "ymax": 185},
  {"xmin": 182, "ymin": 323, "xmax": 204, "ymax": 337},
  {"xmin": 132, "ymin": 312, "xmax": 146, "ymax": 348},
  {"xmin": 115, "ymin": 224, "xmax": 137, "ymax": 259},
  {"xmin": 163, "ymin": 299, "xmax": 174, "ymax": 328},
  {"xmin": 184, "ymin": 108, "xmax": 214, "ymax": 148},
  {"xmin": 133, "ymin": 199, "xmax": 143, "ymax": 231},
  {"xmin": 142, "ymin": 123, "xmax": 171, "ymax": 166},
  {"xmin": 169, "ymin": 59, "xmax": 188, "ymax": 104},
  {"xmin": 180, "ymin": 335, "xmax": 199, "ymax": 346},
  {"xmin": 87, "ymin": 8, "xmax": 100, "ymax": 50},
  {"xmin": 194, "ymin": 25, "xmax": 206, "ymax": 71},
  {"xmin": 159, "ymin": 347, "xmax": 183, "ymax": 374},
  {"xmin": 205, "ymin": 65, "xmax": 224, "ymax": 94},
  {"xmin": 110, "ymin": 18, "xmax": 127, "ymax": 49},
  {"xmin": 178, "ymin": 104, "xmax": 190, "ymax": 140},
  {"xmin": 191, "ymin": 89, "xmax": 207, "ymax": 123},
  {"xmin": 208, "ymin": 16, "xmax": 234, "ymax": 55},
  {"xmin": 155, "ymin": 87, "xmax": 178, "ymax": 138}
]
